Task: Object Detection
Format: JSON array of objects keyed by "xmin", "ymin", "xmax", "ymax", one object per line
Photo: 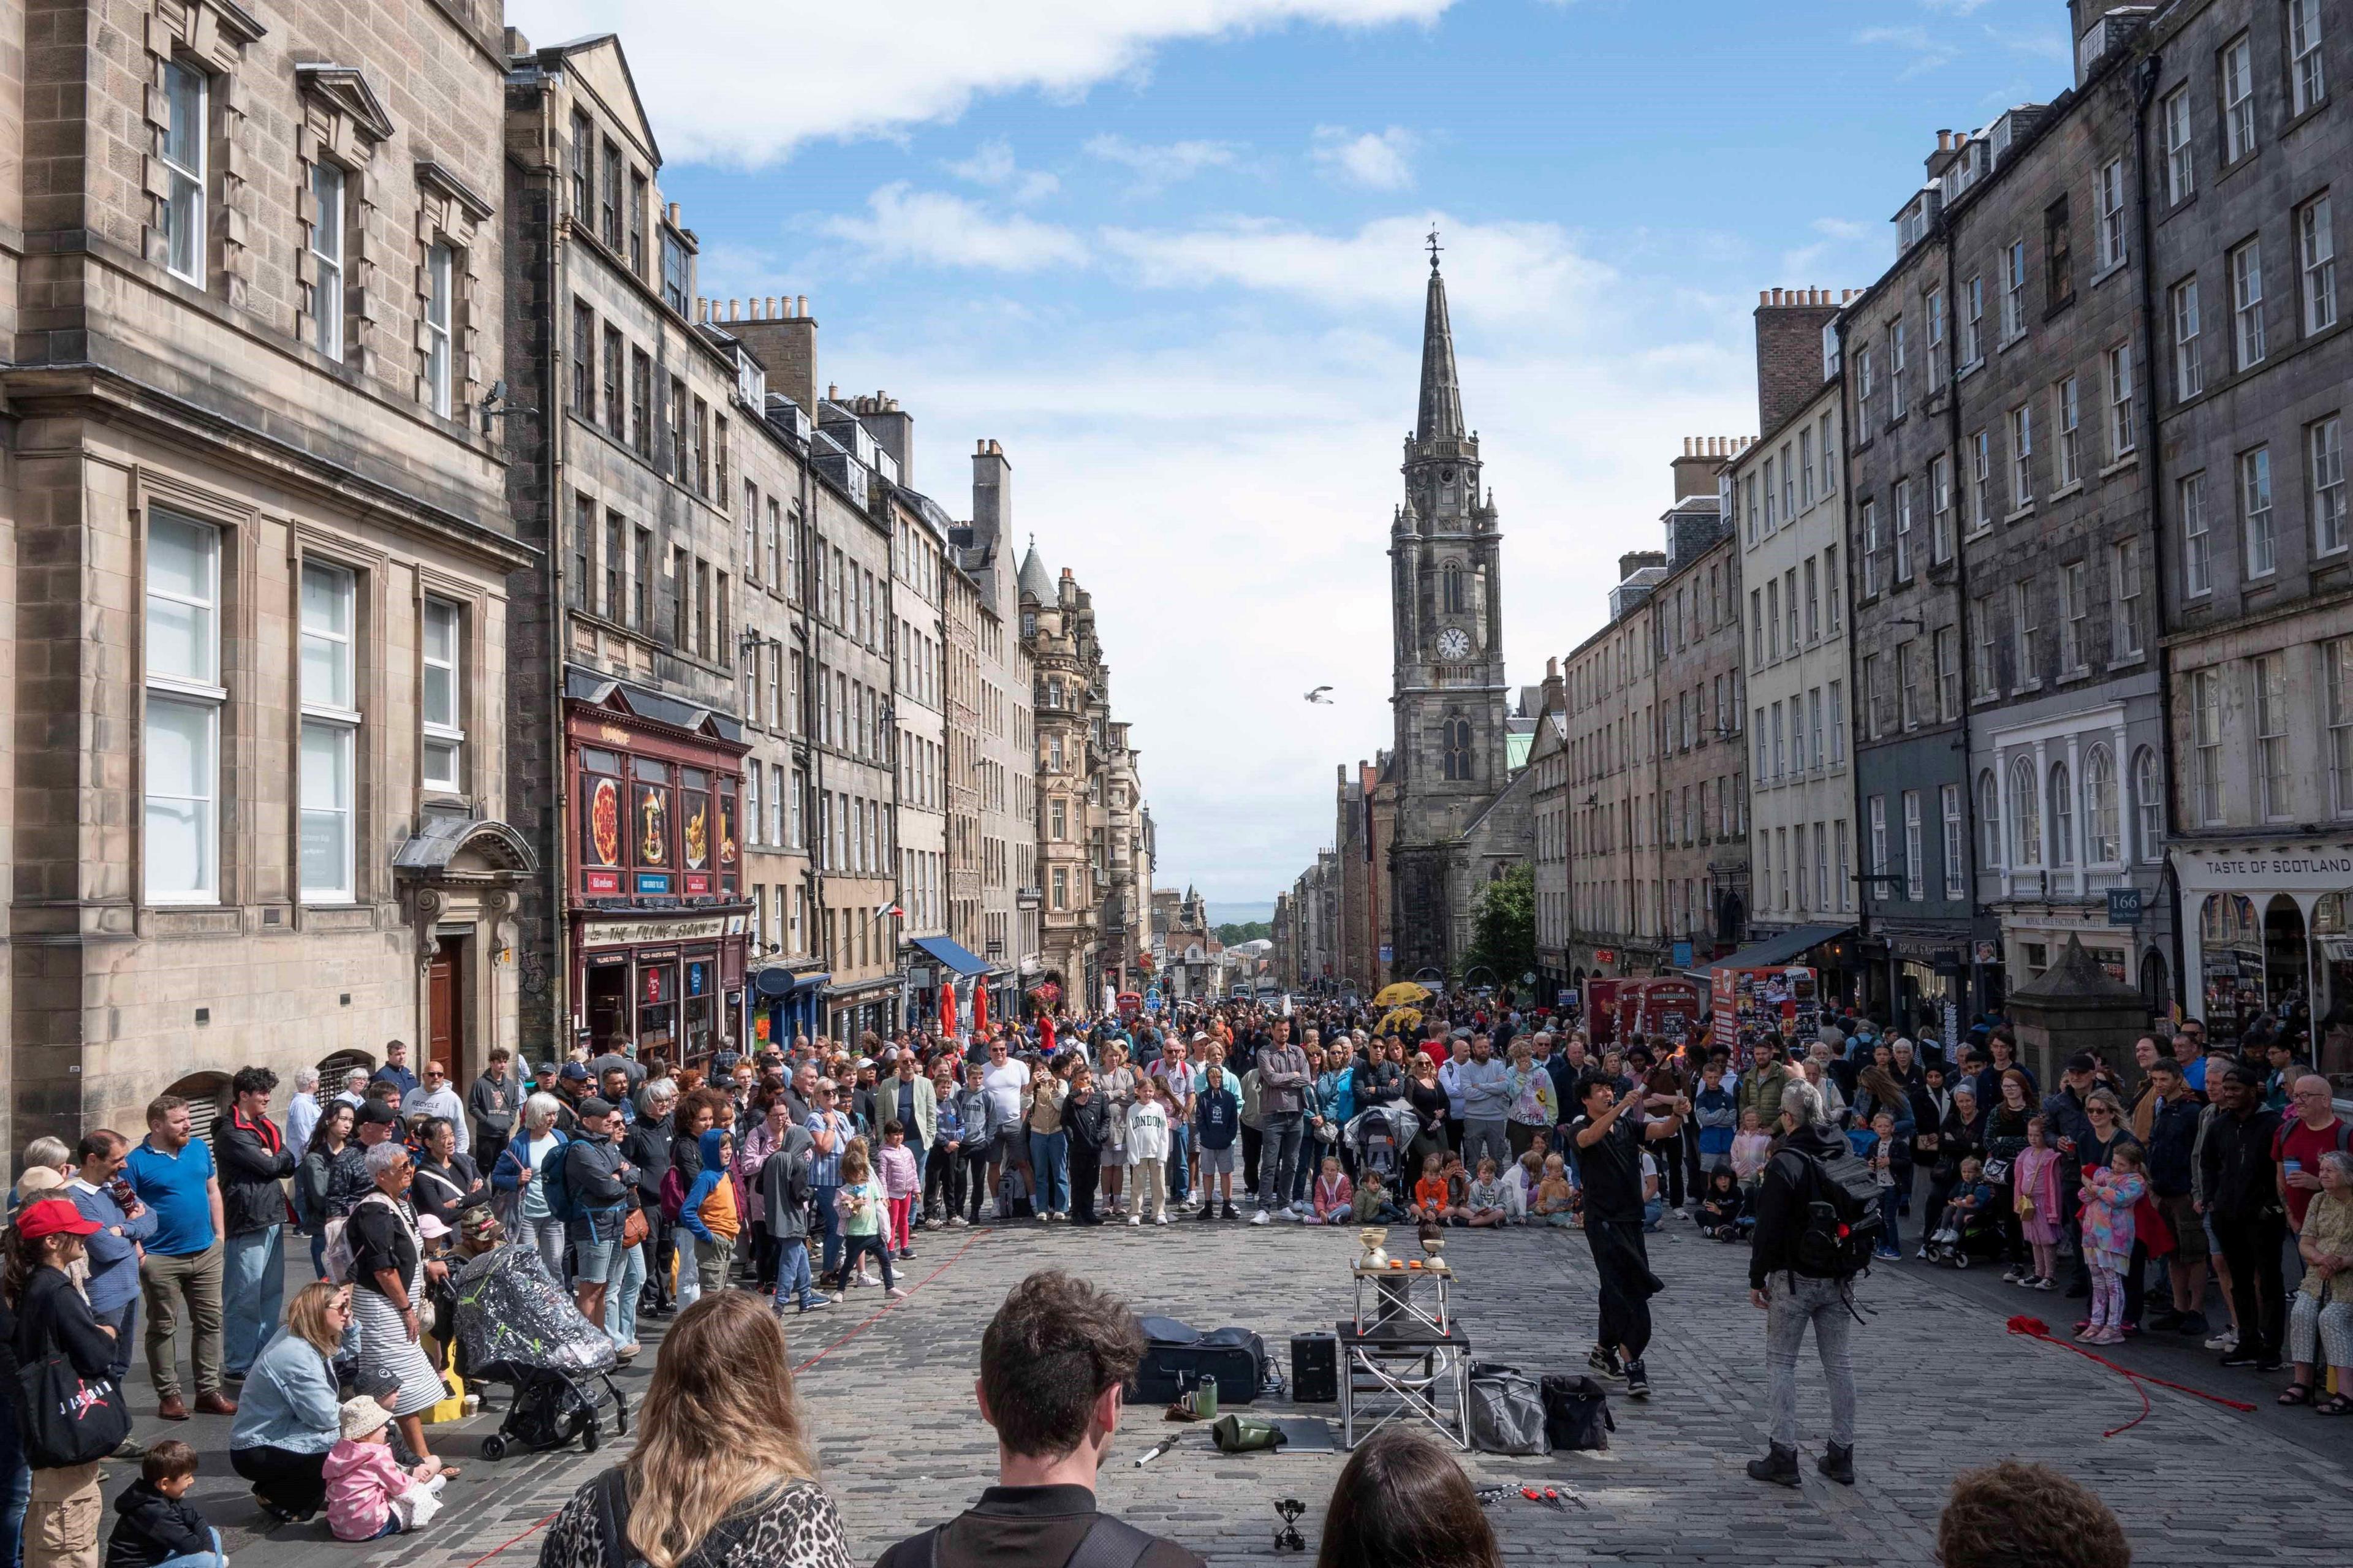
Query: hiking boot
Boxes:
[
  {"xmin": 1745, "ymin": 1443, "xmax": 1802, "ymax": 1488},
  {"xmin": 1817, "ymin": 1442, "xmax": 1855, "ymax": 1485}
]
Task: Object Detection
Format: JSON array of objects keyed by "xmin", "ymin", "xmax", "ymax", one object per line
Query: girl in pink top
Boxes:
[
  {"xmin": 2012, "ymin": 1116, "xmax": 2066, "ymax": 1291},
  {"xmin": 324, "ymin": 1398, "xmax": 442, "ymax": 1541},
  {"xmin": 876, "ymin": 1123, "xmax": 922, "ymax": 1259},
  {"xmin": 1311, "ymin": 1155, "xmax": 1355, "ymax": 1224}
]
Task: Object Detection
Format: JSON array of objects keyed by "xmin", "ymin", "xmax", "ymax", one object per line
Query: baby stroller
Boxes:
[
  {"xmin": 452, "ymin": 1244, "xmax": 630, "ymax": 1460},
  {"xmin": 1919, "ymin": 1199, "xmax": 2006, "ymax": 1270},
  {"xmin": 1344, "ymin": 1103, "xmax": 1420, "ymax": 1187}
]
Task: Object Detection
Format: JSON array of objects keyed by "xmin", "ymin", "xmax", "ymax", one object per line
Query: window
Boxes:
[
  {"xmin": 2241, "ymin": 446, "xmax": 2275, "ymax": 576},
  {"xmin": 1897, "ymin": 641, "xmax": 1917, "ymax": 730},
  {"xmin": 1862, "ymin": 499, "xmax": 1880, "ymax": 597},
  {"xmin": 2085, "ymin": 745, "xmax": 2118, "ymax": 863},
  {"xmin": 2010, "ymin": 755, "xmax": 2042, "ymax": 867},
  {"xmin": 2013, "ymin": 581, "xmax": 2039, "ymax": 687},
  {"xmin": 2192, "ymin": 668, "xmax": 2224, "ymax": 824},
  {"xmin": 1052, "ymin": 868, "xmax": 1067, "ymax": 910},
  {"xmin": 1979, "ymin": 771, "xmax": 2003, "ymax": 870},
  {"xmin": 2106, "ymin": 344, "xmax": 2135, "ymax": 460},
  {"xmin": 1941, "ymin": 785, "xmax": 1965, "ymax": 898},
  {"xmin": 570, "ymin": 110, "xmax": 594, "ymax": 221},
  {"xmin": 1903, "ymin": 792, "xmax": 1924, "ymax": 901},
  {"xmin": 2172, "ymin": 278, "xmax": 2204, "ymax": 400},
  {"xmin": 422, "ymin": 598, "xmax": 463, "ymax": 792},
  {"xmin": 628, "ymin": 170, "xmax": 648, "ymax": 275},
  {"xmin": 1974, "ymin": 596, "xmax": 1997, "ymax": 699},
  {"xmin": 2302, "ymin": 196, "xmax": 2338, "ymax": 335},
  {"xmin": 2181, "ymin": 472, "xmax": 2213, "ymax": 595},
  {"xmin": 1930, "ymin": 454, "xmax": 1953, "ymax": 562},
  {"xmin": 633, "ymin": 526, "xmax": 652, "ymax": 628},
  {"xmin": 2112, "ymin": 539, "xmax": 2144, "ymax": 658},
  {"xmin": 2291, "ymin": 0, "xmax": 2326, "ymax": 115},
  {"xmin": 572, "ymin": 301, "xmax": 594, "ymax": 418},
  {"xmin": 1442, "ymin": 718, "xmax": 1472, "ymax": 781},
  {"xmin": 2049, "ymin": 760, "xmax": 2074, "ymax": 868},
  {"xmin": 2011, "ymin": 403, "xmax": 2035, "ymax": 507},
  {"xmin": 2162, "ymin": 87, "xmax": 2194, "ymax": 204},
  {"xmin": 1927, "ymin": 287, "xmax": 1947, "ymax": 382},
  {"xmin": 1800, "ymin": 428, "xmax": 1816, "ymax": 506},
  {"xmin": 299, "ymin": 561, "xmax": 358, "ymax": 901},
  {"xmin": 1763, "ymin": 455, "xmax": 1778, "ymax": 531},
  {"xmin": 1862, "ymin": 653, "xmax": 1881, "ymax": 737},
  {"xmin": 2256, "ymin": 653, "xmax": 2292, "ymax": 819},
  {"xmin": 1803, "ymin": 558, "xmax": 1819, "ymax": 641},
  {"xmin": 1869, "ymin": 795, "xmax": 1887, "ymax": 884},
  {"xmin": 1828, "ymin": 680, "xmax": 1844, "ymax": 762},
  {"xmin": 1442, "ymin": 561, "xmax": 1464, "ymax": 613},
  {"xmin": 1771, "ymin": 703, "xmax": 1784, "ymax": 780},
  {"xmin": 629, "ymin": 349, "xmax": 651, "ymax": 457},
  {"xmin": 599, "ymin": 137, "xmax": 621, "ymax": 248},
  {"xmin": 309, "ymin": 161, "xmax": 346, "ymax": 360},
  {"xmin": 1893, "ymin": 479, "xmax": 1913, "ymax": 581},
  {"xmin": 1809, "ymin": 687, "xmax": 1824, "ymax": 769},
  {"xmin": 2231, "ymin": 240, "xmax": 2267, "ymax": 369},
  {"xmin": 661, "ymin": 230, "xmax": 689, "ymax": 316},
  {"xmin": 1784, "ymin": 568, "xmax": 1798, "ymax": 652},
  {"xmin": 2222, "ymin": 34, "xmax": 2256, "ymax": 162},
  {"xmin": 2003, "ymin": 240, "xmax": 2026, "ymax": 342},
  {"xmin": 161, "ymin": 61, "xmax": 207, "ymax": 284},
  {"xmin": 1050, "ymin": 797, "xmax": 1066, "ymax": 840},
  {"xmin": 1889, "ymin": 319, "xmax": 1908, "ymax": 421},
  {"xmin": 1970, "ymin": 430, "xmax": 1991, "ymax": 531},
  {"xmin": 2330, "ymin": 639, "xmax": 2353, "ymax": 814},
  {"xmin": 423, "ymin": 242, "xmax": 454, "ymax": 419},
  {"xmin": 1935, "ymin": 626, "xmax": 1959, "ymax": 719},
  {"xmin": 2055, "ymin": 377, "xmax": 2082, "ymax": 488},
  {"xmin": 1782, "ymin": 444, "xmax": 1796, "ymax": 518},
  {"xmin": 144, "ymin": 511, "xmax": 222, "ymax": 903},
  {"xmin": 2133, "ymin": 746, "xmax": 2162, "ymax": 860},
  {"xmin": 1962, "ymin": 275, "xmax": 1984, "ymax": 364},
  {"xmin": 2061, "ymin": 561, "xmax": 2088, "ymax": 673},
  {"xmin": 1821, "ymin": 414, "xmax": 1836, "ymax": 494},
  {"xmin": 2316, "ymin": 416, "xmax": 2349, "ymax": 554},
  {"xmin": 2096, "ymin": 160, "xmax": 2126, "ymax": 270}
]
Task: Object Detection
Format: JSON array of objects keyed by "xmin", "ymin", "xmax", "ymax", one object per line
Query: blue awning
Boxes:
[{"xmin": 909, "ymin": 934, "xmax": 990, "ymax": 978}]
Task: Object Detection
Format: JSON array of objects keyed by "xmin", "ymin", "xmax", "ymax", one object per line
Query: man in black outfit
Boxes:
[
  {"xmin": 1567, "ymin": 1072, "xmax": 1688, "ymax": 1398},
  {"xmin": 875, "ymin": 1271, "xmax": 1201, "ymax": 1568},
  {"xmin": 2200, "ymin": 1065, "xmax": 2286, "ymax": 1370}
]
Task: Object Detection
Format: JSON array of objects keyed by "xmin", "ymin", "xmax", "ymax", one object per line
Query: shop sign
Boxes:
[
  {"xmin": 688, "ymin": 962, "xmax": 708, "ymax": 996},
  {"xmin": 634, "ymin": 873, "xmax": 673, "ymax": 896},
  {"xmin": 684, "ymin": 873, "xmax": 712, "ymax": 896},
  {"xmin": 2106, "ymin": 888, "xmax": 2144, "ymax": 926},
  {"xmin": 584, "ymin": 869, "xmax": 622, "ymax": 896},
  {"xmin": 1672, "ymin": 940, "xmax": 1694, "ymax": 968},
  {"xmin": 583, "ymin": 915, "xmax": 732, "ymax": 949},
  {"xmin": 1594, "ymin": 949, "xmax": 1616, "ymax": 965},
  {"xmin": 2175, "ymin": 847, "xmax": 2353, "ymax": 891},
  {"xmin": 643, "ymin": 967, "xmax": 668, "ymax": 1004}
]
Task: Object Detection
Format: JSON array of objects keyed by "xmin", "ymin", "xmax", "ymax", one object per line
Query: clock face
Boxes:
[{"xmin": 1436, "ymin": 627, "xmax": 1472, "ymax": 662}]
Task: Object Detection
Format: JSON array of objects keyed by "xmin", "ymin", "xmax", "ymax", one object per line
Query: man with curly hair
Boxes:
[
  {"xmin": 1936, "ymin": 1460, "xmax": 2129, "ymax": 1568},
  {"xmin": 874, "ymin": 1271, "xmax": 1202, "ymax": 1568}
]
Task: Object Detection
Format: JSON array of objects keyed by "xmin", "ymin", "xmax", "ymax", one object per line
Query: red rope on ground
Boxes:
[
  {"xmin": 2004, "ymin": 1314, "xmax": 2258, "ymax": 1437},
  {"xmin": 451, "ymin": 1229, "xmax": 994, "ymax": 1565},
  {"xmin": 795, "ymin": 1225, "xmax": 994, "ymax": 1374}
]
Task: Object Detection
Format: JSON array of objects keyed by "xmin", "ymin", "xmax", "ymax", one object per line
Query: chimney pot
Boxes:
[
  {"xmin": 667, "ymin": 202, "xmax": 680, "ymax": 224},
  {"xmin": 796, "ymin": 295, "xmax": 808, "ymax": 317},
  {"xmin": 1759, "ymin": 289, "xmax": 1771, "ymax": 306},
  {"xmin": 729, "ymin": 298, "xmax": 740, "ymax": 320},
  {"xmin": 696, "ymin": 297, "xmax": 709, "ymax": 322}
]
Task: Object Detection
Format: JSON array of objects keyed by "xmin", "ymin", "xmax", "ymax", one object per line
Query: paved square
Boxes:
[{"xmin": 324, "ymin": 1218, "xmax": 2351, "ymax": 1568}]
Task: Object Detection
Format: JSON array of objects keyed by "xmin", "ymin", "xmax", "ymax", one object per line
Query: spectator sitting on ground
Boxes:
[
  {"xmin": 103, "ymin": 1441, "xmax": 215, "ymax": 1568},
  {"xmin": 1934, "ymin": 1460, "xmax": 2128, "ymax": 1568}
]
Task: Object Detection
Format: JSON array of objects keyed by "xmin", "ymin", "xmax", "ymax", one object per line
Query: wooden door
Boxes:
[{"xmin": 428, "ymin": 935, "xmax": 468, "ymax": 1086}]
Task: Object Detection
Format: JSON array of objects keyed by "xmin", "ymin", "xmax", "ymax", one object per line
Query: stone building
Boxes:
[
  {"xmin": 2130, "ymin": 0, "xmax": 2353, "ymax": 1047},
  {"xmin": 1654, "ymin": 447, "xmax": 1751, "ymax": 966},
  {"xmin": 879, "ymin": 463, "xmax": 952, "ymax": 1027},
  {"xmin": 1388, "ymin": 251, "xmax": 1525, "ymax": 977},
  {"xmin": 4, "ymin": 0, "xmax": 532, "ymax": 1153},
  {"xmin": 1333, "ymin": 759, "xmax": 1390, "ymax": 995},
  {"xmin": 1562, "ymin": 551, "xmax": 1670, "ymax": 981},
  {"xmin": 953, "ymin": 440, "xmax": 1039, "ymax": 1021},
  {"xmin": 1529, "ymin": 673, "xmax": 1572, "ymax": 1001},
  {"xmin": 1734, "ymin": 296, "xmax": 1860, "ymax": 988}
]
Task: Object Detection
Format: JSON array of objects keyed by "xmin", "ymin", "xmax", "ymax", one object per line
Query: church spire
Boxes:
[{"xmin": 1415, "ymin": 230, "xmax": 1464, "ymax": 445}]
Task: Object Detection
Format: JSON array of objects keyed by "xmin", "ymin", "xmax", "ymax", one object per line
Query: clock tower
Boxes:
[{"xmin": 1389, "ymin": 238, "xmax": 1509, "ymax": 979}]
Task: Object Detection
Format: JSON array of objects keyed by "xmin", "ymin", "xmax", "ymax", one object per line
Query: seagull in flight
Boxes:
[{"xmin": 1305, "ymin": 686, "xmax": 1334, "ymax": 705}]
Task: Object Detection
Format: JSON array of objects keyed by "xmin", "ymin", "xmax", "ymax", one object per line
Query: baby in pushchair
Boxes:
[{"xmin": 1921, "ymin": 1156, "xmax": 2004, "ymax": 1268}]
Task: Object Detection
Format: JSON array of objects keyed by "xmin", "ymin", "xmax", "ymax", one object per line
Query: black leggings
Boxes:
[
  {"xmin": 962, "ymin": 1151, "xmax": 991, "ymax": 1222},
  {"xmin": 232, "ymin": 1444, "xmax": 329, "ymax": 1517},
  {"xmin": 925, "ymin": 1146, "xmax": 965, "ymax": 1216},
  {"xmin": 840, "ymin": 1232, "xmax": 896, "ymax": 1290}
]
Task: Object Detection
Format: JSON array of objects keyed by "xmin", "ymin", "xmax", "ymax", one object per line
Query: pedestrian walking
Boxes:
[{"xmin": 1745, "ymin": 1079, "xmax": 1862, "ymax": 1487}]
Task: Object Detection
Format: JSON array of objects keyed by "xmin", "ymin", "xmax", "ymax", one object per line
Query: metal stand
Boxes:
[
  {"xmin": 1336, "ymin": 1318, "xmax": 1471, "ymax": 1451},
  {"xmin": 1352, "ymin": 1263, "xmax": 1451, "ymax": 1335}
]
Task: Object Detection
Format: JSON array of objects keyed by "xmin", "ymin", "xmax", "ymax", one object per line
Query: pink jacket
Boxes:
[
  {"xmin": 324, "ymin": 1439, "xmax": 409, "ymax": 1541},
  {"xmin": 2014, "ymin": 1146, "xmax": 2064, "ymax": 1229},
  {"xmin": 876, "ymin": 1143, "xmax": 920, "ymax": 1200},
  {"xmin": 1313, "ymin": 1173, "xmax": 1354, "ymax": 1219}
]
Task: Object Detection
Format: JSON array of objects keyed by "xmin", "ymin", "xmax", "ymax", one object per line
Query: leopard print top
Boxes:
[{"xmin": 537, "ymin": 1474, "xmax": 853, "ymax": 1568}]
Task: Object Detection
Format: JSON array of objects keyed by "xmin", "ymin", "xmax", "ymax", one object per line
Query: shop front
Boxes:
[
  {"xmin": 564, "ymin": 676, "xmax": 749, "ymax": 1071},
  {"xmin": 2174, "ymin": 841, "xmax": 2353, "ymax": 1067},
  {"xmin": 1862, "ymin": 920, "xmax": 1996, "ymax": 1052},
  {"xmin": 823, "ymin": 977, "xmax": 901, "ymax": 1046}
]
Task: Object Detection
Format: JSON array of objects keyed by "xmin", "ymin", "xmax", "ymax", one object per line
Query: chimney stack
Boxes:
[
  {"xmin": 1754, "ymin": 285, "xmax": 1845, "ymax": 437},
  {"xmin": 730, "ymin": 295, "xmax": 819, "ymax": 414},
  {"xmin": 972, "ymin": 436, "xmax": 1012, "ymax": 552}
]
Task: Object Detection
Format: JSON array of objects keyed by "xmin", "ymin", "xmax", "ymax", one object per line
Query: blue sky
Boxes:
[{"xmin": 516, "ymin": 0, "xmax": 2075, "ymax": 901}]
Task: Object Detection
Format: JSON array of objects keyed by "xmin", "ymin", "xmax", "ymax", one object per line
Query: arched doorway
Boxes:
[
  {"xmin": 2198, "ymin": 893, "xmax": 2261, "ymax": 1038},
  {"xmin": 1716, "ymin": 892, "xmax": 1745, "ymax": 946},
  {"xmin": 316, "ymin": 1049, "xmax": 377, "ymax": 1103},
  {"xmin": 2139, "ymin": 950, "xmax": 2170, "ymax": 1020},
  {"xmin": 2265, "ymin": 894, "xmax": 2311, "ymax": 1014},
  {"xmin": 162, "ymin": 1070, "xmax": 232, "ymax": 1144}
]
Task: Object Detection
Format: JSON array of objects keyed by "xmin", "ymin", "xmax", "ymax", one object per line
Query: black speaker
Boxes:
[{"xmin": 1290, "ymin": 1333, "xmax": 1338, "ymax": 1403}]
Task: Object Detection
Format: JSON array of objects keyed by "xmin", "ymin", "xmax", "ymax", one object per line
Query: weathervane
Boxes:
[{"xmin": 1426, "ymin": 225, "xmax": 1442, "ymax": 271}]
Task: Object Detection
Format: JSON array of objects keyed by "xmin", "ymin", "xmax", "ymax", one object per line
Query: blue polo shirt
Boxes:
[{"xmin": 125, "ymin": 1135, "xmax": 217, "ymax": 1256}]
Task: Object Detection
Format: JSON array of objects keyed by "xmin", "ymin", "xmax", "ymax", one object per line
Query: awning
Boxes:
[
  {"xmin": 1708, "ymin": 924, "xmax": 1854, "ymax": 972},
  {"xmin": 909, "ymin": 934, "xmax": 990, "ymax": 978}
]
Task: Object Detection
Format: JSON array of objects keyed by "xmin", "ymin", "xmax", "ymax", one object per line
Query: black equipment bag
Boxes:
[
  {"xmin": 1538, "ymin": 1373, "xmax": 1615, "ymax": 1452},
  {"xmin": 1130, "ymin": 1317, "xmax": 1265, "ymax": 1406}
]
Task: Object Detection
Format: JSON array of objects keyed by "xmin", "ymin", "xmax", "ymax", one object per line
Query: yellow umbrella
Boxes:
[
  {"xmin": 1375, "ymin": 1006, "xmax": 1423, "ymax": 1037},
  {"xmin": 1372, "ymin": 981, "xmax": 1430, "ymax": 1008}
]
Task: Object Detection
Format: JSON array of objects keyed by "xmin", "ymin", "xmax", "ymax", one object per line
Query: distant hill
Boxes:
[
  {"xmin": 1205, "ymin": 901, "xmax": 1275, "ymax": 927},
  {"xmin": 1216, "ymin": 921, "xmax": 1271, "ymax": 946}
]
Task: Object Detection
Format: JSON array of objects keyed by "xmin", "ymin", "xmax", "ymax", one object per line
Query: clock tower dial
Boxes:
[{"xmin": 1435, "ymin": 627, "xmax": 1472, "ymax": 662}]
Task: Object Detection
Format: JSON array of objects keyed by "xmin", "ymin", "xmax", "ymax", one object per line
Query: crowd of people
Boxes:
[{"xmin": 0, "ymin": 980, "xmax": 2329, "ymax": 1567}]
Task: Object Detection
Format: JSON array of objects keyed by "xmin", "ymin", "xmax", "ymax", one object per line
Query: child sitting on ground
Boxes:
[
  {"xmin": 1311, "ymin": 1155, "xmax": 1354, "ymax": 1224},
  {"xmin": 1410, "ymin": 1152, "xmax": 1452, "ymax": 1225},
  {"xmin": 1506, "ymin": 1148, "xmax": 1544, "ymax": 1214},
  {"xmin": 1441, "ymin": 1152, "xmax": 1473, "ymax": 1227},
  {"xmin": 1696, "ymin": 1164, "xmax": 1747, "ymax": 1241},
  {"xmin": 1532, "ymin": 1154, "xmax": 1578, "ymax": 1227},
  {"xmin": 874, "ymin": 1120, "xmax": 920, "ymax": 1262},
  {"xmin": 1465, "ymin": 1158, "xmax": 1511, "ymax": 1228},
  {"xmin": 1730, "ymin": 1109, "xmax": 1774, "ymax": 1187},
  {"xmin": 105, "ymin": 1440, "xmax": 217, "ymax": 1568},
  {"xmin": 1351, "ymin": 1168, "xmax": 1400, "ymax": 1224},
  {"xmin": 325, "ymin": 1398, "xmax": 444, "ymax": 1541}
]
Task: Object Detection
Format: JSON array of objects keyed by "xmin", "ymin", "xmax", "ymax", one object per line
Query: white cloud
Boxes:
[
  {"xmin": 944, "ymin": 139, "xmax": 1060, "ymax": 203},
  {"xmin": 1855, "ymin": 24, "xmax": 1959, "ymax": 78},
  {"xmin": 1778, "ymin": 215, "xmax": 1885, "ymax": 278},
  {"xmin": 820, "ymin": 184, "xmax": 1087, "ymax": 272},
  {"xmin": 510, "ymin": 0, "xmax": 1458, "ymax": 165},
  {"xmin": 1082, "ymin": 135, "xmax": 1244, "ymax": 193},
  {"xmin": 1309, "ymin": 125, "xmax": 1418, "ymax": 190}
]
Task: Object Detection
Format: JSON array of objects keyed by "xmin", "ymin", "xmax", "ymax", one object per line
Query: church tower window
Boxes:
[
  {"xmin": 1442, "ymin": 562, "xmax": 1465, "ymax": 613},
  {"xmin": 1442, "ymin": 718, "xmax": 1472, "ymax": 781}
]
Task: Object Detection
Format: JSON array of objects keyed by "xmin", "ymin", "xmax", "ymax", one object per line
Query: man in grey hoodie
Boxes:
[{"xmin": 1252, "ymin": 1021, "xmax": 1311, "ymax": 1225}]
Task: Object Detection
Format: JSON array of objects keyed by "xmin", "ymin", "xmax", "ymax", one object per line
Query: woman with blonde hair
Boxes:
[
  {"xmin": 537, "ymin": 1292, "xmax": 849, "ymax": 1568},
  {"xmin": 231, "ymin": 1280, "xmax": 351, "ymax": 1520}
]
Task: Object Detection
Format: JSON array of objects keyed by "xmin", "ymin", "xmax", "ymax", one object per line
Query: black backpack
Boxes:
[
  {"xmin": 1538, "ymin": 1373, "xmax": 1614, "ymax": 1452},
  {"xmin": 1789, "ymin": 1146, "xmax": 1882, "ymax": 1278}
]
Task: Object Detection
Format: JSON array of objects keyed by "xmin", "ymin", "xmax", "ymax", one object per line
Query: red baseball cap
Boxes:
[{"xmin": 15, "ymin": 1199, "xmax": 99, "ymax": 1241}]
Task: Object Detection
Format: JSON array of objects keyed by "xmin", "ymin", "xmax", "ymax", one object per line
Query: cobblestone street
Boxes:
[{"xmin": 276, "ymin": 1216, "xmax": 2353, "ymax": 1568}]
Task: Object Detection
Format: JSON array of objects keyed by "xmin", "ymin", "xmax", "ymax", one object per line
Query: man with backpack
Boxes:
[{"xmin": 1746, "ymin": 1077, "xmax": 1869, "ymax": 1488}]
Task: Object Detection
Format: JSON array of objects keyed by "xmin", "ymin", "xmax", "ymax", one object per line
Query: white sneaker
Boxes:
[
  {"xmin": 1129, "ymin": 1214, "xmax": 1142, "ymax": 1227},
  {"xmin": 1155, "ymin": 1215, "xmax": 1170, "ymax": 1225},
  {"xmin": 1251, "ymin": 1209, "xmax": 1271, "ymax": 1226},
  {"xmin": 2203, "ymin": 1329, "xmax": 2238, "ymax": 1351},
  {"xmin": 885, "ymin": 1286, "xmax": 909, "ymax": 1300}
]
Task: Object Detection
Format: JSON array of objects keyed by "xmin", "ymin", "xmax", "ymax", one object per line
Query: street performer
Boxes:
[{"xmin": 1567, "ymin": 1072, "xmax": 1688, "ymax": 1399}]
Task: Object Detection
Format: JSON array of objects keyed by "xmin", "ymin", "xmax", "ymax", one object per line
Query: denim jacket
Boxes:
[{"xmin": 229, "ymin": 1327, "xmax": 341, "ymax": 1455}]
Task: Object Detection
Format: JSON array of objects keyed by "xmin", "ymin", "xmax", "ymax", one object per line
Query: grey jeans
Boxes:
[
  {"xmin": 1258, "ymin": 1115, "xmax": 1304, "ymax": 1208},
  {"xmin": 1461, "ymin": 1119, "xmax": 1510, "ymax": 1174},
  {"xmin": 1765, "ymin": 1273, "xmax": 1856, "ymax": 1449}
]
